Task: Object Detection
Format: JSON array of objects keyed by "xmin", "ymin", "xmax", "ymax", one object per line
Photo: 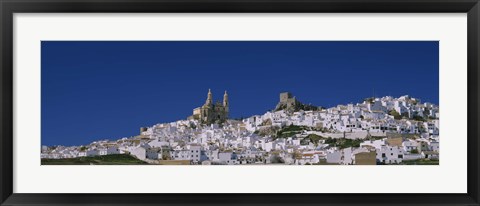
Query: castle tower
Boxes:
[
  {"xmin": 205, "ymin": 89, "xmax": 213, "ymax": 106},
  {"xmin": 223, "ymin": 90, "xmax": 229, "ymax": 113}
]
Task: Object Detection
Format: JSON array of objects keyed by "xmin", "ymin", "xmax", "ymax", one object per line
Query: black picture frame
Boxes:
[{"xmin": 1, "ymin": 0, "xmax": 479, "ymax": 205}]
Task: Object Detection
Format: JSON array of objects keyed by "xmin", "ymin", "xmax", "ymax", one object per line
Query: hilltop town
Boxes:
[{"xmin": 41, "ymin": 91, "xmax": 439, "ymax": 165}]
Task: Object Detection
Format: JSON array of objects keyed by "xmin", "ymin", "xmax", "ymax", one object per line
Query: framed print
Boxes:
[{"xmin": 1, "ymin": 0, "xmax": 479, "ymax": 205}]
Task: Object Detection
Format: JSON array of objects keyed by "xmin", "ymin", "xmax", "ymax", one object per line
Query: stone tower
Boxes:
[
  {"xmin": 223, "ymin": 90, "xmax": 229, "ymax": 113},
  {"xmin": 206, "ymin": 89, "xmax": 213, "ymax": 105},
  {"xmin": 275, "ymin": 92, "xmax": 298, "ymax": 112}
]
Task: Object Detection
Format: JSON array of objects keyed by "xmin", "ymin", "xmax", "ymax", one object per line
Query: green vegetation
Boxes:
[
  {"xmin": 401, "ymin": 159, "xmax": 439, "ymax": 165},
  {"xmin": 269, "ymin": 154, "xmax": 285, "ymax": 164},
  {"xmin": 368, "ymin": 136, "xmax": 385, "ymax": 141},
  {"xmin": 412, "ymin": 115, "xmax": 427, "ymax": 122},
  {"xmin": 324, "ymin": 137, "xmax": 363, "ymax": 149},
  {"xmin": 273, "ymin": 124, "xmax": 364, "ymax": 148},
  {"xmin": 305, "ymin": 134, "xmax": 324, "ymax": 146},
  {"xmin": 79, "ymin": 146, "xmax": 87, "ymax": 151},
  {"xmin": 275, "ymin": 125, "xmax": 309, "ymax": 139},
  {"xmin": 410, "ymin": 149, "xmax": 419, "ymax": 154},
  {"xmin": 41, "ymin": 154, "xmax": 149, "ymax": 165},
  {"xmin": 296, "ymin": 103, "xmax": 319, "ymax": 112},
  {"xmin": 274, "ymin": 104, "xmax": 287, "ymax": 111},
  {"xmin": 276, "ymin": 130, "xmax": 301, "ymax": 139},
  {"xmin": 424, "ymin": 108, "xmax": 431, "ymax": 116},
  {"xmin": 388, "ymin": 110, "xmax": 402, "ymax": 120},
  {"xmin": 275, "ymin": 102, "xmax": 320, "ymax": 112},
  {"xmin": 282, "ymin": 125, "xmax": 308, "ymax": 132}
]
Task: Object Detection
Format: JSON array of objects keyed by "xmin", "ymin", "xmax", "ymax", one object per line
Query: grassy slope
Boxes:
[
  {"xmin": 41, "ymin": 154, "xmax": 149, "ymax": 165},
  {"xmin": 400, "ymin": 159, "xmax": 439, "ymax": 165}
]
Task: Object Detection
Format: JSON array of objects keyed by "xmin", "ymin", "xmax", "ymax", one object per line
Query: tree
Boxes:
[
  {"xmin": 412, "ymin": 115, "xmax": 426, "ymax": 122},
  {"xmin": 388, "ymin": 110, "xmax": 402, "ymax": 120},
  {"xmin": 270, "ymin": 155, "xmax": 285, "ymax": 164},
  {"xmin": 424, "ymin": 108, "xmax": 431, "ymax": 117}
]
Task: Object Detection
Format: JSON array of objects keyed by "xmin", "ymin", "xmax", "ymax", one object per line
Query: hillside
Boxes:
[
  {"xmin": 41, "ymin": 154, "xmax": 149, "ymax": 165},
  {"xmin": 274, "ymin": 92, "xmax": 321, "ymax": 113}
]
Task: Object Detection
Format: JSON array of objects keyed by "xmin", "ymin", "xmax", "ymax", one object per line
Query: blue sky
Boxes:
[{"xmin": 41, "ymin": 41, "xmax": 439, "ymax": 146}]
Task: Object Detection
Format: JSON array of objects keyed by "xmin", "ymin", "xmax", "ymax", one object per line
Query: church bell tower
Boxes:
[
  {"xmin": 223, "ymin": 90, "xmax": 229, "ymax": 113},
  {"xmin": 205, "ymin": 89, "xmax": 213, "ymax": 106}
]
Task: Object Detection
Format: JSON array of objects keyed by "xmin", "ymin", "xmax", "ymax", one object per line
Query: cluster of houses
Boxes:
[
  {"xmin": 244, "ymin": 95, "xmax": 439, "ymax": 135},
  {"xmin": 41, "ymin": 95, "xmax": 439, "ymax": 165}
]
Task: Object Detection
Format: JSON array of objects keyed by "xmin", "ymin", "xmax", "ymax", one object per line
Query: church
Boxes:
[{"xmin": 190, "ymin": 89, "xmax": 229, "ymax": 124}]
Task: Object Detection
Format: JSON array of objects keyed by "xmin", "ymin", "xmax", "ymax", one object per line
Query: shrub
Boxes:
[{"xmin": 388, "ymin": 110, "xmax": 402, "ymax": 120}]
